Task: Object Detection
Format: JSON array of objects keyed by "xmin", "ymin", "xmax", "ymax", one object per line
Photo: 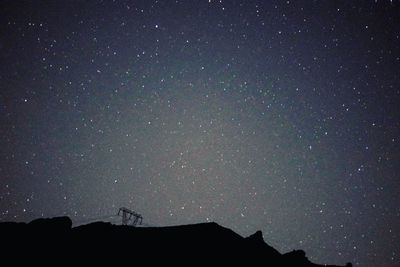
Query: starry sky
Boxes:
[{"xmin": 0, "ymin": 0, "xmax": 399, "ymax": 266}]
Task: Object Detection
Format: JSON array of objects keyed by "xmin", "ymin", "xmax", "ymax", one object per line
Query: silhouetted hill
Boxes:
[{"xmin": 0, "ymin": 217, "xmax": 352, "ymax": 266}]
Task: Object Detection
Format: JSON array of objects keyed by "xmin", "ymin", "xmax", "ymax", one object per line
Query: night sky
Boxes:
[{"xmin": 0, "ymin": 1, "xmax": 399, "ymax": 266}]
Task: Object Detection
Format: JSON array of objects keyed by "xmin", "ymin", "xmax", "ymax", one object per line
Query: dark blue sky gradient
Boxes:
[{"xmin": 0, "ymin": 1, "xmax": 399, "ymax": 266}]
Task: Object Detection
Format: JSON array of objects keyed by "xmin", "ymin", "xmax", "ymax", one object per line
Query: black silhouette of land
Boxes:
[{"xmin": 0, "ymin": 216, "xmax": 352, "ymax": 266}]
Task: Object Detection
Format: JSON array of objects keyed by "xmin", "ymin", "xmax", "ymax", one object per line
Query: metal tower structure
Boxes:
[{"xmin": 117, "ymin": 207, "xmax": 143, "ymax": 226}]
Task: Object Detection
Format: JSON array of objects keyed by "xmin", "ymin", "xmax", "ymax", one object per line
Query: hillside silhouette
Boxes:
[{"xmin": 0, "ymin": 216, "xmax": 352, "ymax": 266}]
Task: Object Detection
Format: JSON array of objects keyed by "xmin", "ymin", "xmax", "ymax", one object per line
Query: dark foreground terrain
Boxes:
[{"xmin": 0, "ymin": 217, "xmax": 351, "ymax": 266}]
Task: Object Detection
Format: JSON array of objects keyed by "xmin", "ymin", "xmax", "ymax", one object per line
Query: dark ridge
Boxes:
[{"xmin": 0, "ymin": 216, "xmax": 352, "ymax": 266}]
